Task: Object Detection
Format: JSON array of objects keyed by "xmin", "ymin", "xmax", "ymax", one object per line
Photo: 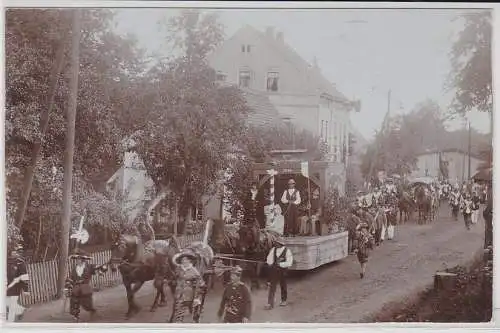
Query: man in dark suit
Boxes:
[
  {"xmin": 64, "ymin": 249, "xmax": 108, "ymax": 322},
  {"xmin": 217, "ymin": 265, "xmax": 252, "ymax": 323},
  {"xmin": 243, "ymin": 182, "xmax": 259, "ymax": 226}
]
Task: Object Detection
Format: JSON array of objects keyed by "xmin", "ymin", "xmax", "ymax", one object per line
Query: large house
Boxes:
[
  {"xmin": 208, "ymin": 25, "xmax": 359, "ymax": 170},
  {"xmin": 107, "ymin": 25, "xmax": 359, "ymax": 224}
]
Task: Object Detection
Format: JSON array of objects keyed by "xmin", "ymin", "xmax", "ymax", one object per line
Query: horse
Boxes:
[
  {"xmin": 237, "ymin": 224, "xmax": 281, "ymax": 289},
  {"xmin": 414, "ymin": 185, "xmax": 432, "ymax": 224},
  {"xmin": 108, "ymin": 234, "xmax": 180, "ymax": 318},
  {"xmin": 169, "ymin": 241, "xmax": 215, "ymax": 323},
  {"xmin": 398, "ymin": 191, "xmax": 414, "ymax": 223}
]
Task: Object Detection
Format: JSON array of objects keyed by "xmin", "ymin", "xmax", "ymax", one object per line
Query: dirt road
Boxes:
[{"xmin": 22, "ymin": 206, "xmax": 485, "ymax": 323}]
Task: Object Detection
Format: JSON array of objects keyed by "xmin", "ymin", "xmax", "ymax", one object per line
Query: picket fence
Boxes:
[{"xmin": 19, "ymin": 233, "xmax": 204, "ymax": 306}]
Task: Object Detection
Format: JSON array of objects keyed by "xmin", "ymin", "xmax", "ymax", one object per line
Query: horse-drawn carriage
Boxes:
[{"xmin": 407, "ymin": 176, "xmax": 439, "ymax": 224}]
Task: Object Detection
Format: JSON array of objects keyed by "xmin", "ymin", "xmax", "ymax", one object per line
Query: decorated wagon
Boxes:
[{"xmin": 251, "ymin": 149, "xmax": 349, "ymax": 271}]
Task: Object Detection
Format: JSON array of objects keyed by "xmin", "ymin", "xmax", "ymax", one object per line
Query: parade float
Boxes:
[{"xmin": 251, "ymin": 149, "xmax": 349, "ymax": 271}]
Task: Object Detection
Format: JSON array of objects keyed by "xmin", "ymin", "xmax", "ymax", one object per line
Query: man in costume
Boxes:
[
  {"xmin": 265, "ymin": 238, "xmax": 294, "ymax": 309},
  {"xmin": 280, "ymin": 178, "xmax": 301, "ymax": 236},
  {"xmin": 217, "ymin": 265, "xmax": 252, "ymax": 323},
  {"xmin": 355, "ymin": 222, "xmax": 374, "ymax": 279},
  {"xmin": 6, "ymin": 243, "xmax": 30, "ymax": 322},
  {"xmin": 64, "ymin": 249, "xmax": 108, "ymax": 322}
]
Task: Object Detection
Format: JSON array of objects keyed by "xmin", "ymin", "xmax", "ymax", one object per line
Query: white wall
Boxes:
[{"xmin": 413, "ymin": 151, "xmax": 483, "ymax": 182}]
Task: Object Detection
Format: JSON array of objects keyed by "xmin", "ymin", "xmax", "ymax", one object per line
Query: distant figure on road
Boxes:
[
  {"xmin": 6, "ymin": 243, "xmax": 30, "ymax": 322},
  {"xmin": 281, "ymin": 178, "xmax": 301, "ymax": 236},
  {"xmin": 471, "ymin": 191, "xmax": 481, "ymax": 224},
  {"xmin": 461, "ymin": 192, "xmax": 473, "ymax": 230},
  {"xmin": 265, "ymin": 238, "xmax": 293, "ymax": 310},
  {"xmin": 217, "ymin": 265, "xmax": 252, "ymax": 323}
]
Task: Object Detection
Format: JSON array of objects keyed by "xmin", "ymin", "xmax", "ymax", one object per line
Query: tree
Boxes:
[
  {"xmin": 360, "ymin": 100, "xmax": 446, "ymax": 181},
  {"xmin": 132, "ymin": 10, "xmax": 250, "ymax": 230},
  {"xmin": 6, "ymin": 9, "xmax": 144, "ymax": 257},
  {"xmin": 447, "ymin": 10, "xmax": 492, "ymax": 116}
]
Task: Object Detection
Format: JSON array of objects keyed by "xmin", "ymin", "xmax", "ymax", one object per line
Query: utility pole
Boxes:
[
  {"xmin": 15, "ymin": 35, "xmax": 66, "ymax": 230},
  {"xmin": 367, "ymin": 89, "xmax": 391, "ymax": 187},
  {"xmin": 57, "ymin": 10, "xmax": 81, "ymax": 299},
  {"xmin": 468, "ymin": 120, "xmax": 471, "ymax": 180}
]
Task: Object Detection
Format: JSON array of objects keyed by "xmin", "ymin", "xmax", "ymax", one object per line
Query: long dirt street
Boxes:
[{"xmin": 22, "ymin": 205, "xmax": 485, "ymax": 323}]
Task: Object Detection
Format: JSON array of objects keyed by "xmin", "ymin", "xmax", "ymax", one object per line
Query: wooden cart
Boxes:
[{"xmin": 251, "ymin": 150, "xmax": 349, "ymax": 271}]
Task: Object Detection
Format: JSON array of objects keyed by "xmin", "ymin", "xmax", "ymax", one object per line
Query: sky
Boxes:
[{"xmin": 113, "ymin": 7, "xmax": 492, "ymax": 140}]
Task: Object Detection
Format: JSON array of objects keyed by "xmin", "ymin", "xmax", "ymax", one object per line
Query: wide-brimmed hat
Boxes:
[
  {"xmin": 275, "ymin": 237, "xmax": 285, "ymax": 245},
  {"xmin": 70, "ymin": 248, "xmax": 92, "ymax": 260},
  {"xmin": 172, "ymin": 249, "xmax": 198, "ymax": 265}
]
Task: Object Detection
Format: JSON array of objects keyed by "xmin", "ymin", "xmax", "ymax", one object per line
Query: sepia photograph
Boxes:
[{"xmin": 3, "ymin": 2, "xmax": 494, "ymax": 325}]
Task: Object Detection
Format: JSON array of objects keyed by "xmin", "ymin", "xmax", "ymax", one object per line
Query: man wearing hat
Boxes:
[
  {"xmin": 171, "ymin": 249, "xmax": 206, "ymax": 323},
  {"xmin": 217, "ymin": 265, "xmax": 252, "ymax": 323},
  {"xmin": 6, "ymin": 243, "xmax": 30, "ymax": 322},
  {"xmin": 64, "ymin": 249, "xmax": 107, "ymax": 322},
  {"xmin": 265, "ymin": 238, "xmax": 293, "ymax": 309},
  {"xmin": 280, "ymin": 178, "xmax": 301, "ymax": 236}
]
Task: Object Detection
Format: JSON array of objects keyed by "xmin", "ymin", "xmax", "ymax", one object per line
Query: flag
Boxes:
[{"xmin": 301, "ymin": 161, "xmax": 309, "ymax": 177}]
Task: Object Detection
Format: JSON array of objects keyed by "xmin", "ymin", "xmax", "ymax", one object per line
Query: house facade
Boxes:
[
  {"xmin": 208, "ymin": 25, "xmax": 358, "ymax": 177},
  {"xmin": 413, "ymin": 149, "xmax": 484, "ymax": 183},
  {"xmin": 107, "ymin": 25, "xmax": 359, "ymax": 224}
]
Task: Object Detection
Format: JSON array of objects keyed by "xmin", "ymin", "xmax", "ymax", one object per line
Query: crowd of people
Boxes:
[{"xmin": 6, "ymin": 175, "xmax": 492, "ymax": 323}]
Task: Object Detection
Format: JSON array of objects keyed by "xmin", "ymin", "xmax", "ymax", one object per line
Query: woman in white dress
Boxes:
[{"xmin": 266, "ymin": 205, "xmax": 285, "ymax": 235}]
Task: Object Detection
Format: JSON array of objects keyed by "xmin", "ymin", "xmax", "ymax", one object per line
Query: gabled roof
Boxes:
[
  {"xmin": 240, "ymin": 87, "xmax": 285, "ymax": 128},
  {"xmin": 242, "ymin": 25, "xmax": 351, "ymax": 104}
]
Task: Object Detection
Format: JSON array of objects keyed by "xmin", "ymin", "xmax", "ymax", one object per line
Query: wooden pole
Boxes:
[
  {"xmin": 468, "ymin": 121, "xmax": 471, "ymax": 180},
  {"xmin": 367, "ymin": 89, "xmax": 391, "ymax": 187},
  {"xmin": 15, "ymin": 33, "xmax": 66, "ymax": 230},
  {"xmin": 56, "ymin": 10, "xmax": 81, "ymax": 299}
]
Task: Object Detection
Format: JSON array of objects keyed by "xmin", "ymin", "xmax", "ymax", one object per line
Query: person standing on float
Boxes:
[{"xmin": 280, "ymin": 178, "xmax": 301, "ymax": 236}]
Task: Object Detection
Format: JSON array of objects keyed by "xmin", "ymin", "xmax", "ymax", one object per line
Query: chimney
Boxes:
[
  {"xmin": 313, "ymin": 56, "xmax": 319, "ymax": 69},
  {"xmin": 276, "ymin": 31, "xmax": 284, "ymax": 43},
  {"xmin": 265, "ymin": 26, "xmax": 275, "ymax": 38}
]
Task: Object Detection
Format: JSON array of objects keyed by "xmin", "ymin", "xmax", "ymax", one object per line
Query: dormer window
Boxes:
[
  {"xmin": 241, "ymin": 45, "xmax": 245, "ymax": 53},
  {"xmin": 267, "ymin": 71, "xmax": 279, "ymax": 92},
  {"xmin": 246, "ymin": 45, "xmax": 251, "ymax": 53},
  {"xmin": 239, "ymin": 70, "xmax": 251, "ymax": 88}
]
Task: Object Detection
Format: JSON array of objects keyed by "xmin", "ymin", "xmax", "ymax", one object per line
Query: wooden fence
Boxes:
[{"xmin": 19, "ymin": 233, "xmax": 204, "ymax": 306}]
